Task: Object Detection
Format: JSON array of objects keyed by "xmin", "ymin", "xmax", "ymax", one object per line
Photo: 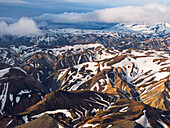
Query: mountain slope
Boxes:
[
  {"xmin": 0, "ymin": 66, "xmax": 48, "ymax": 127},
  {"xmin": 3, "ymin": 90, "xmax": 115, "ymax": 128},
  {"xmin": 46, "ymin": 48, "xmax": 170, "ymax": 111},
  {"xmin": 108, "ymin": 23, "xmax": 170, "ymax": 34},
  {"xmin": 0, "ymin": 43, "xmax": 169, "ymax": 128}
]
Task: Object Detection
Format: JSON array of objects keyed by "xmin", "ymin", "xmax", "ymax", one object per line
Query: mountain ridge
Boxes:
[{"xmin": 0, "ymin": 43, "xmax": 169, "ymax": 128}]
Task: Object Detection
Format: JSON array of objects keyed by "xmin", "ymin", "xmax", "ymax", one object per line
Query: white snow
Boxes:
[
  {"xmin": 16, "ymin": 96, "xmax": 20, "ymax": 103},
  {"xmin": 48, "ymin": 43, "xmax": 104, "ymax": 56},
  {"xmin": 99, "ymin": 79, "xmax": 105, "ymax": 85},
  {"xmin": 28, "ymin": 94, "xmax": 31, "ymax": 98},
  {"xmin": 95, "ymin": 93, "xmax": 110, "ymax": 106},
  {"xmin": 135, "ymin": 110, "xmax": 152, "ymax": 128},
  {"xmin": 62, "ymin": 62, "xmax": 99, "ymax": 91},
  {"xmin": 109, "ymin": 23, "xmax": 170, "ymax": 34},
  {"xmin": 91, "ymin": 108, "xmax": 99, "ymax": 113},
  {"xmin": 0, "ymin": 67, "xmax": 27, "ymax": 78},
  {"xmin": 153, "ymin": 72, "xmax": 169, "ymax": 81},
  {"xmin": 18, "ymin": 90, "xmax": 32, "ymax": 95},
  {"xmin": 32, "ymin": 109, "xmax": 73, "ymax": 119},
  {"xmin": 102, "ymin": 74, "xmax": 110, "ymax": 92},
  {"xmin": 119, "ymin": 106, "xmax": 129, "ymax": 112},
  {"xmin": 22, "ymin": 49, "xmax": 42, "ymax": 58},
  {"xmin": 82, "ymin": 62, "xmax": 99, "ymax": 74},
  {"xmin": 96, "ymin": 49, "xmax": 117, "ymax": 61},
  {"xmin": 58, "ymin": 124, "xmax": 64, "ymax": 128},
  {"xmin": 12, "ymin": 67, "xmax": 27, "ymax": 75},
  {"xmin": 9, "ymin": 94, "xmax": 13, "ymax": 102},
  {"xmin": 0, "ymin": 83, "xmax": 9, "ymax": 115},
  {"xmin": 57, "ymin": 68, "xmax": 70, "ymax": 81},
  {"xmin": 37, "ymin": 73, "xmax": 41, "ymax": 82},
  {"xmin": 6, "ymin": 119, "xmax": 13, "ymax": 127},
  {"xmin": 90, "ymin": 82, "xmax": 99, "ymax": 91},
  {"xmin": 72, "ymin": 111, "xmax": 81, "ymax": 122},
  {"xmin": 107, "ymin": 125, "xmax": 113, "ymax": 128},
  {"xmin": 22, "ymin": 115, "xmax": 29, "ymax": 124},
  {"xmin": 157, "ymin": 120, "xmax": 169, "ymax": 128},
  {"xmin": 85, "ymin": 97, "xmax": 108, "ymax": 107},
  {"xmin": 111, "ymin": 51, "xmax": 170, "ymax": 87},
  {"xmin": 83, "ymin": 123, "xmax": 100, "ymax": 128},
  {"xmin": 48, "ymin": 28, "xmax": 104, "ymax": 35},
  {"xmin": 99, "ymin": 62, "xmax": 111, "ymax": 71},
  {"xmin": 0, "ymin": 68, "xmax": 10, "ymax": 78}
]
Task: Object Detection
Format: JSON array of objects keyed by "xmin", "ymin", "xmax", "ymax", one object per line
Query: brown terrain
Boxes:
[{"xmin": 0, "ymin": 43, "xmax": 169, "ymax": 128}]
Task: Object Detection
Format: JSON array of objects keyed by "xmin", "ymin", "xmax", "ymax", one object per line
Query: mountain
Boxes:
[
  {"xmin": 0, "ymin": 65, "xmax": 48, "ymax": 127},
  {"xmin": 106, "ymin": 23, "xmax": 170, "ymax": 35},
  {"xmin": 0, "ymin": 22, "xmax": 170, "ymax": 50},
  {"xmin": 15, "ymin": 114, "xmax": 68, "ymax": 128},
  {"xmin": 0, "ymin": 43, "xmax": 169, "ymax": 128},
  {"xmin": 3, "ymin": 90, "xmax": 170, "ymax": 128},
  {"xmin": 47, "ymin": 47, "xmax": 170, "ymax": 111}
]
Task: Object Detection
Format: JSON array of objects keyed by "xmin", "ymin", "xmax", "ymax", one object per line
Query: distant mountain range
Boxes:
[
  {"xmin": 107, "ymin": 23, "xmax": 170, "ymax": 34},
  {"xmin": 0, "ymin": 43, "xmax": 169, "ymax": 128},
  {"xmin": 0, "ymin": 22, "xmax": 170, "ymax": 51}
]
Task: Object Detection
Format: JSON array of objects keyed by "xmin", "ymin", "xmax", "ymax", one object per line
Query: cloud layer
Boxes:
[
  {"xmin": 66, "ymin": 0, "xmax": 107, "ymax": 3},
  {"xmin": 0, "ymin": 0, "xmax": 28, "ymax": 4},
  {"xmin": 35, "ymin": 3, "xmax": 170, "ymax": 23},
  {"xmin": 0, "ymin": 17, "xmax": 42, "ymax": 36}
]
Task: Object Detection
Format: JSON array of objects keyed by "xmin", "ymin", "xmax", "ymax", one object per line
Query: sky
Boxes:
[
  {"xmin": 0, "ymin": 0, "xmax": 170, "ymax": 36},
  {"xmin": 0, "ymin": 0, "xmax": 170, "ymax": 18}
]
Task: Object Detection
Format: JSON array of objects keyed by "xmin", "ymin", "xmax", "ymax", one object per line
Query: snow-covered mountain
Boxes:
[
  {"xmin": 0, "ymin": 43, "xmax": 169, "ymax": 128},
  {"xmin": 0, "ymin": 22, "xmax": 170, "ymax": 52},
  {"xmin": 42, "ymin": 22, "xmax": 170, "ymax": 35},
  {"xmin": 108, "ymin": 23, "xmax": 170, "ymax": 35}
]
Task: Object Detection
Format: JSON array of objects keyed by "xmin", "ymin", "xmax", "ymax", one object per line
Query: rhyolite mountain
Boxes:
[
  {"xmin": 0, "ymin": 43, "xmax": 169, "ymax": 128},
  {"xmin": 0, "ymin": 32, "xmax": 170, "ymax": 51},
  {"xmin": 0, "ymin": 22, "xmax": 170, "ymax": 51}
]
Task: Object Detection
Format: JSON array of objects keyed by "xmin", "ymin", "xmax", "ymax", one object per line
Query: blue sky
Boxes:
[
  {"xmin": 0, "ymin": 0, "xmax": 170, "ymax": 24},
  {"xmin": 1, "ymin": 0, "xmax": 170, "ymax": 18},
  {"xmin": 1, "ymin": 0, "xmax": 170, "ymax": 36}
]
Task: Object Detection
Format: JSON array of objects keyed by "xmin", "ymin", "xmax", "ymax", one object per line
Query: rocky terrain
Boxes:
[
  {"xmin": 0, "ymin": 22, "xmax": 170, "ymax": 51},
  {"xmin": 0, "ymin": 43, "xmax": 169, "ymax": 128},
  {"xmin": 0, "ymin": 32, "xmax": 170, "ymax": 51}
]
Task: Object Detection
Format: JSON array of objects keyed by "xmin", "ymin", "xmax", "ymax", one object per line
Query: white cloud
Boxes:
[
  {"xmin": 0, "ymin": 0, "xmax": 28, "ymax": 4},
  {"xmin": 35, "ymin": 3, "xmax": 170, "ymax": 23},
  {"xmin": 0, "ymin": 17, "xmax": 15, "ymax": 23},
  {"xmin": 66, "ymin": 0, "xmax": 170, "ymax": 5},
  {"xmin": 0, "ymin": 17, "xmax": 42, "ymax": 36}
]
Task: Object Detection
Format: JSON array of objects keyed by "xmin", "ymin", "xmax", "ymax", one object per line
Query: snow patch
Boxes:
[
  {"xmin": 32, "ymin": 109, "xmax": 72, "ymax": 119},
  {"xmin": 12, "ymin": 67, "xmax": 27, "ymax": 75},
  {"xmin": 119, "ymin": 106, "xmax": 129, "ymax": 112},
  {"xmin": 83, "ymin": 123, "xmax": 100, "ymax": 127},
  {"xmin": 135, "ymin": 110, "xmax": 151, "ymax": 128},
  {"xmin": 0, "ymin": 68, "xmax": 10, "ymax": 78},
  {"xmin": 0, "ymin": 83, "xmax": 9, "ymax": 115},
  {"xmin": 18, "ymin": 90, "xmax": 32, "ymax": 95},
  {"xmin": 9, "ymin": 94, "xmax": 13, "ymax": 101},
  {"xmin": 22, "ymin": 115, "xmax": 29, "ymax": 124},
  {"xmin": 16, "ymin": 96, "xmax": 20, "ymax": 103},
  {"xmin": 6, "ymin": 119, "xmax": 13, "ymax": 127},
  {"xmin": 90, "ymin": 82, "xmax": 99, "ymax": 91}
]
